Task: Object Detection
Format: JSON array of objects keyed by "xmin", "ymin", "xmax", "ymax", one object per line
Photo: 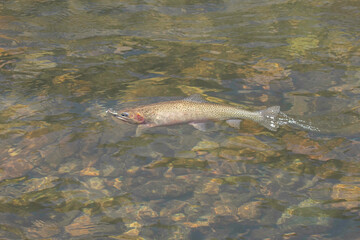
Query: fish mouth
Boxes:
[{"xmin": 106, "ymin": 108, "xmax": 129, "ymax": 122}]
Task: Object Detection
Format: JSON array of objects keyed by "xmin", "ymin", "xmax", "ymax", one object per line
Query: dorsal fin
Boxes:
[{"xmin": 183, "ymin": 94, "xmax": 208, "ymax": 103}]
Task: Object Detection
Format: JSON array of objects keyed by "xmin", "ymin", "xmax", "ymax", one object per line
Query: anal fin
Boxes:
[
  {"xmin": 189, "ymin": 122, "xmax": 207, "ymax": 131},
  {"xmin": 226, "ymin": 119, "xmax": 242, "ymax": 129},
  {"xmin": 135, "ymin": 124, "xmax": 152, "ymax": 137}
]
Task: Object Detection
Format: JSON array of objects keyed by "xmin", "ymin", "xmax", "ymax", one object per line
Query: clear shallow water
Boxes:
[{"xmin": 0, "ymin": 0, "xmax": 359, "ymax": 239}]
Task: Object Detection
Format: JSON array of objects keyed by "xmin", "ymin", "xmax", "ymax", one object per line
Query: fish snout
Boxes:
[
  {"xmin": 106, "ymin": 108, "xmax": 138, "ymax": 124},
  {"xmin": 106, "ymin": 108, "xmax": 119, "ymax": 117}
]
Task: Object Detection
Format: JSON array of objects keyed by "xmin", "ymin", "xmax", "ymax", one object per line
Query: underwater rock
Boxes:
[
  {"xmin": 223, "ymin": 135, "xmax": 274, "ymax": 152},
  {"xmin": 136, "ymin": 205, "xmax": 158, "ymax": 220},
  {"xmin": 213, "ymin": 204, "xmax": 234, "ymax": 216},
  {"xmin": 237, "ymin": 201, "xmax": 262, "ymax": 219},
  {"xmin": 0, "ymin": 158, "xmax": 33, "ymax": 181},
  {"xmin": 133, "ymin": 180, "xmax": 194, "ymax": 200},
  {"xmin": 201, "ymin": 179, "xmax": 221, "ymax": 195},
  {"xmin": 80, "ymin": 167, "xmax": 100, "ymax": 176},
  {"xmin": 171, "ymin": 213, "xmax": 186, "ymax": 222},
  {"xmin": 85, "ymin": 177, "xmax": 105, "ymax": 190},
  {"xmin": 183, "ymin": 215, "xmax": 213, "ymax": 228},
  {"xmin": 26, "ymin": 220, "xmax": 60, "ymax": 239},
  {"xmin": 160, "ymin": 200, "xmax": 188, "ymax": 217},
  {"xmin": 192, "ymin": 140, "xmax": 219, "ymax": 152},
  {"xmin": 58, "ymin": 162, "xmax": 78, "ymax": 174},
  {"xmin": 65, "ymin": 215, "xmax": 94, "ymax": 237},
  {"xmin": 23, "ymin": 176, "xmax": 58, "ymax": 193},
  {"xmin": 331, "ymin": 183, "xmax": 360, "ymax": 209}
]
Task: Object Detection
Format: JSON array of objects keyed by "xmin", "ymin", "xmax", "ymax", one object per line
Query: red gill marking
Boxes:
[{"xmin": 136, "ymin": 113, "xmax": 144, "ymax": 122}]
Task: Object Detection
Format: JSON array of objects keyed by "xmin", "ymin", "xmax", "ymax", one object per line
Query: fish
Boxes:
[{"xmin": 107, "ymin": 94, "xmax": 280, "ymax": 136}]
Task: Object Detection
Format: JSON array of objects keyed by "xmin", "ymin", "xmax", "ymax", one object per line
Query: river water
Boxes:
[{"xmin": 0, "ymin": 0, "xmax": 359, "ymax": 239}]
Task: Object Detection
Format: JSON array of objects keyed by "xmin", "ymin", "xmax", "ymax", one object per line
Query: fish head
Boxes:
[{"xmin": 107, "ymin": 108, "xmax": 145, "ymax": 124}]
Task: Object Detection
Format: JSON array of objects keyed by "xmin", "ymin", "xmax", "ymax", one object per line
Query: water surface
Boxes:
[{"xmin": 0, "ymin": 0, "xmax": 359, "ymax": 239}]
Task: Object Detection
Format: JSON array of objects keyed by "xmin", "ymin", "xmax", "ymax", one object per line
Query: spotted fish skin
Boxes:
[{"xmin": 107, "ymin": 94, "xmax": 280, "ymax": 135}]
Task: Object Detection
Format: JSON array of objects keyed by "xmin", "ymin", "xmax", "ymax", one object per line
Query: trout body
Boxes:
[{"xmin": 107, "ymin": 95, "xmax": 280, "ymax": 135}]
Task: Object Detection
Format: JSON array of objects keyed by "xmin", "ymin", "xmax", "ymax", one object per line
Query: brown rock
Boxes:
[
  {"xmin": 214, "ymin": 204, "xmax": 233, "ymax": 216},
  {"xmin": 171, "ymin": 213, "xmax": 186, "ymax": 222},
  {"xmin": 237, "ymin": 201, "xmax": 262, "ymax": 219},
  {"xmin": 80, "ymin": 167, "xmax": 100, "ymax": 176},
  {"xmin": 331, "ymin": 183, "xmax": 360, "ymax": 209},
  {"xmin": 202, "ymin": 179, "xmax": 220, "ymax": 195},
  {"xmin": 136, "ymin": 206, "xmax": 158, "ymax": 220},
  {"xmin": 27, "ymin": 220, "xmax": 60, "ymax": 238},
  {"xmin": 65, "ymin": 215, "xmax": 94, "ymax": 237},
  {"xmin": 0, "ymin": 158, "xmax": 33, "ymax": 181}
]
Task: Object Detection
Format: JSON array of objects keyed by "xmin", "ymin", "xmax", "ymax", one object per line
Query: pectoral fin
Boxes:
[
  {"xmin": 226, "ymin": 119, "xmax": 242, "ymax": 129},
  {"xmin": 189, "ymin": 122, "xmax": 207, "ymax": 131},
  {"xmin": 135, "ymin": 124, "xmax": 152, "ymax": 137}
]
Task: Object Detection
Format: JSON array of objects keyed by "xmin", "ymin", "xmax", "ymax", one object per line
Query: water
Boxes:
[{"xmin": 0, "ymin": 0, "xmax": 359, "ymax": 239}]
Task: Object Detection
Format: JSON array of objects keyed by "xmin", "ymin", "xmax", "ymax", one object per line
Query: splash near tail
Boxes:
[
  {"xmin": 277, "ymin": 112, "xmax": 320, "ymax": 132},
  {"xmin": 257, "ymin": 106, "xmax": 280, "ymax": 131}
]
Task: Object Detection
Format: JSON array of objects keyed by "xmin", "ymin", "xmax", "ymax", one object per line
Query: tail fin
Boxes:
[{"xmin": 257, "ymin": 106, "xmax": 280, "ymax": 131}]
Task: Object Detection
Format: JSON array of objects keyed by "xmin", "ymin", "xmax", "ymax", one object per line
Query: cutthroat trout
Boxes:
[{"xmin": 107, "ymin": 94, "xmax": 280, "ymax": 136}]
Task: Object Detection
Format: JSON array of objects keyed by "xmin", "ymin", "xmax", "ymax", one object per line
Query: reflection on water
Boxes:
[{"xmin": 0, "ymin": 0, "xmax": 360, "ymax": 239}]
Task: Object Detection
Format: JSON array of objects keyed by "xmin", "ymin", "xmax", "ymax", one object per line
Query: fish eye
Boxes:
[{"xmin": 120, "ymin": 112, "xmax": 129, "ymax": 117}]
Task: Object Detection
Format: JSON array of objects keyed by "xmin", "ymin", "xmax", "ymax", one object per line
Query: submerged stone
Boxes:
[
  {"xmin": 171, "ymin": 213, "xmax": 186, "ymax": 222},
  {"xmin": 192, "ymin": 140, "xmax": 219, "ymax": 151},
  {"xmin": 331, "ymin": 183, "xmax": 360, "ymax": 209},
  {"xmin": 213, "ymin": 204, "xmax": 234, "ymax": 216},
  {"xmin": 26, "ymin": 220, "xmax": 60, "ymax": 239},
  {"xmin": 24, "ymin": 176, "xmax": 58, "ymax": 193},
  {"xmin": 80, "ymin": 167, "xmax": 100, "ymax": 176},
  {"xmin": 86, "ymin": 177, "xmax": 105, "ymax": 190},
  {"xmin": 58, "ymin": 162, "xmax": 78, "ymax": 174},
  {"xmin": 0, "ymin": 158, "xmax": 34, "ymax": 181},
  {"xmin": 201, "ymin": 179, "xmax": 221, "ymax": 195},
  {"xmin": 65, "ymin": 215, "xmax": 94, "ymax": 237},
  {"xmin": 160, "ymin": 200, "xmax": 188, "ymax": 217},
  {"xmin": 133, "ymin": 180, "xmax": 194, "ymax": 200},
  {"xmin": 223, "ymin": 135, "xmax": 274, "ymax": 152},
  {"xmin": 237, "ymin": 201, "xmax": 262, "ymax": 219}
]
